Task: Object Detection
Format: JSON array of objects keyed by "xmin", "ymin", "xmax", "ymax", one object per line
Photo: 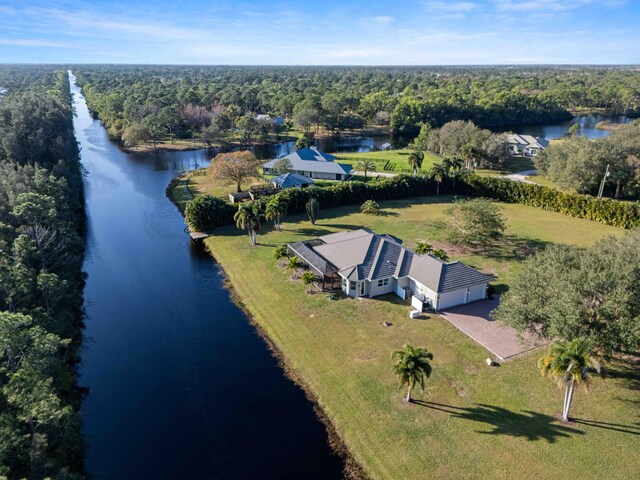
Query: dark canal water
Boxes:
[{"xmin": 72, "ymin": 72, "xmax": 345, "ymax": 479}]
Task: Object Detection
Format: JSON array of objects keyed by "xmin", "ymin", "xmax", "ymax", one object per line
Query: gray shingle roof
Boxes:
[
  {"xmin": 272, "ymin": 173, "xmax": 314, "ymax": 189},
  {"xmin": 288, "ymin": 229, "xmax": 494, "ymax": 292},
  {"xmin": 438, "ymin": 262, "xmax": 495, "ymax": 292}
]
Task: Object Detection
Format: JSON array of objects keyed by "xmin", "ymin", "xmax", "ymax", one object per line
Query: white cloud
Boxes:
[
  {"xmin": 372, "ymin": 15, "xmax": 394, "ymax": 24},
  {"xmin": 424, "ymin": 1, "xmax": 481, "ymax": 12}
]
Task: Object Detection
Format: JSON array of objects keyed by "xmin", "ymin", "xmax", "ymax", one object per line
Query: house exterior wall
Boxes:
[
  {"xmin": 369, "ymin": 277, "xmax": 395, "ymax": 297},
  {"xmin": 468, "ymin": 283, "xmax": 487, "ymax": 303},
  {"xmin": 408, "ymin": 278, "xmax": 438, "ymax": 308}
]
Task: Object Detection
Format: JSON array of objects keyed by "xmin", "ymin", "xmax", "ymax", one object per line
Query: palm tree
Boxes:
[
  {"xmin": 459, "ymin": 143, "xmax": 478, "ymax": 170},
  {"xmin": 408, "ymin": 150, "xmax": 424, "ymax": 174},
  {"xmin": 265, "ymin": 197, "xmax": 287, "ymax": 231},
  {"xmin": 301, "ymin": 270, "xmax": 316, "ymax": 293},
  {"xmin": 356, "ymin": 160, "xmax": 376, "ymax": 178},
  {"xmin": 538, "ymin": 338, "xmax": 603, "ymax": 422},
  {"xmin": 415, "ymin": 241, "xmax": 433, "ymax": 255},
  {"xmin": 429, "ymin": 163, "xmax": 448, "ymax": 195},
  {"xmin": 431, "ymin": 248, "xmax": 449, "ymax": 262},
  {"xmin": 392, "ymin": 344, "xmax": 434, "ymax": 402},
  {"xmin": 234, "ymin": 200, "xmax": 263, "ymax": 245}
]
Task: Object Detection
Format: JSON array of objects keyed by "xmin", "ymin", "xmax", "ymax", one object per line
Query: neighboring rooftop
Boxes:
[
  {"xmin": 272, "ymin": 172, "xmax": 314, "ymax": 189},
  {"xmin": 263, "ymin": 148, "xmax": 353, "ymax": 176}
]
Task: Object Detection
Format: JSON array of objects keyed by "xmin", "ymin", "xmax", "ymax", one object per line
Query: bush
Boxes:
[
  {"xmin": 444, "ymin": 198, "xmax": 506, "ymax": 247},
  {"xmin": 184, "ymin": 194, "xmax": 235, "ymax": 231},
  {"xmin": 274, "ymin": 244, "xmax": 289, "ymax": 259},
  {"xmin": 361, "ymin": 199, "xmax": 381, "ymax": 215}
]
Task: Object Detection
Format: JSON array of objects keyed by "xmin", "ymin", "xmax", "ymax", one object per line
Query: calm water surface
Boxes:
[{"xmin": 72, "ymin": 72, "xmax": 345, "ymax": 479}]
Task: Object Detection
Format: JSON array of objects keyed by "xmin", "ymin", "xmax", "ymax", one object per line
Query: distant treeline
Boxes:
[
  {"xmin": 72, "ymin": 65, "xmax": 640, "ymax": 144},
  {"xmin": 0, "ymin": 67, "xmax": 86, "ymax": 479}
]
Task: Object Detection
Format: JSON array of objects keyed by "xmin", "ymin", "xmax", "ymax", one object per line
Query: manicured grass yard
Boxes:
[
  {"xmin": 202, "ymin": 196, "xmax": 638, "ymax": 480},
  {"xmin": 334, "ymin": 149, "xmax": 441, "ymax": 173}
]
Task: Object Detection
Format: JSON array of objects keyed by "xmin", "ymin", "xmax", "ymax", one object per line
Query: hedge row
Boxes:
[
  {"xmin": 183, "ymin": 173, "xmax": 640, "ymax": 232},
  {"xmin": 467, "ymin": 176, "xmax": 640, "ymax": 229}
]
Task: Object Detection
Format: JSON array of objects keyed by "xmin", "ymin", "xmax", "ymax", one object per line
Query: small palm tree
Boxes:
[
  {"xmin": 265, "ymin": 197, "xmax": 287, "ymax": 230},
  {"xmin": 288, "ymin": 256, "xmax": 303, "ymax": 270},
  {"xmin": 408, "ymin": 150, "xmax": 424, "ymax": 174},
  {"xmin": 301, "ymin": 270, "xmax": 316, "ymax": 293},
  {"xmin": 392, "ymin": 344, "xmax": 434, "ymax": 402},
  {"xmin": 415, "ymin": 241, "xmax": 433, "ymax": 255},
  {"xmin": 538, "ymin": 338, "xmax": 603, "ymax": 422},
  {"xmin": 234, "ymin": 200, "xmax": 263, "ymax": 245},
  {"xmin": 360, "ymin": 199, "xmax": 380, "ymax": 215},
  {"xmin": 356, "ymin": 160, "xmax": 376, "ymax": 178},
  {"xmin": 431, "ymin": 248, "xmax": 449, "ymax": 262},
  {"xmin": 429, "ymin": 163, "xmax": 448, "ymax": 195}
]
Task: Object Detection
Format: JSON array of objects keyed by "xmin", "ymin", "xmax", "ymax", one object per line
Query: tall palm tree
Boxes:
[
  {"xmin": 459, "ymin": 143, "xmax": 478, "ymax": 170},
  {"xmin": 234, "ymin": 200, "xmax": 263, "ymax": 245},
  {"xmin": 408, "ymin": 150, "xmax": 424, "ymax": 174},
  {"xmin": 356, "ymin": 160, "xmax": 376, "ymax": 178},
  {"xmin": 392, "ymin": 344, "xmax": 434, "ymax": 402},
  {"xmin": 538, "ymin": 338, "xmax": 603, "ymax": 422},
  {"xmin": 265, "ymin": 197, "xmax": 287, "ymax": 231},
  {"xmin": 429, "ymin": 163, "xmax": 448, "ymax": 195}
]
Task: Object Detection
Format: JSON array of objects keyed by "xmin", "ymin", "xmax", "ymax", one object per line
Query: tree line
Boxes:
[
  {"xmin": 0, "ymin": 67, "xmax": 86, "ymax": 479},
  {"xmin": 72, "ymin": 65, "xmax": 640, "ymax": 146}
]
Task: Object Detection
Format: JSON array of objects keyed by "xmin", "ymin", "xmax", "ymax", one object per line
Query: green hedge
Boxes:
[
  {"xmin": 182, "ymin": 174, "xmax": 640, "ymax": 231},
  {"xmin": 467, "ymin": 177, "xmax": 640, "ymax": 229},
  {"xmin": 185, "ymin": 194, "xmax": 236, "ymax": 231}
]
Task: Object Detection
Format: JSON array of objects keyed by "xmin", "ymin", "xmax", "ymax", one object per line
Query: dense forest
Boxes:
[
  {"xmin": 73, "ymin": 65, "xmax": 640, "ymax": 146},
  {"xmin": 0, "ymin": 67, "xmax": 86, "ymax": 478}
]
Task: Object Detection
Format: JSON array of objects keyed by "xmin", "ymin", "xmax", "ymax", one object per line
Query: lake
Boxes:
[{"xmin": 72, "ymin": 72, "xmax": 345, "ymax": 479}]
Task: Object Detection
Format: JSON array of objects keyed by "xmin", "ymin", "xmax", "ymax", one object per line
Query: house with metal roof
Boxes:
[
  {"xmin": 506, "ymin": 134, "xmax": 550, "ymax": 156},
  {"xmin": 271, "ymin": 172, "xmax": 314, "ymax": 190},
  {"xmin": 262, "ymin": 147, "xmax": 353, "ymax": 181},
  {"xmin": 288, "ymin": 229, "xmax": 494, "ymax": 310}
]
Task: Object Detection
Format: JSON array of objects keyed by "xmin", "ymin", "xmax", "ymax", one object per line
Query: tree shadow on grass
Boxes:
[
  {"xmin": 607, "ymin": 358, "xmax": 640, "ymax": 392},
  {"xmin": 572, "ymin": 418, "xmax": 640, "ymax": 435},
  {"xmin": 480, "ymin": 235, "xmax": 552, "ymax": 263},
  {"xmin": 413, "ymin": 401, "xmax": 583, "ymax": 443}
]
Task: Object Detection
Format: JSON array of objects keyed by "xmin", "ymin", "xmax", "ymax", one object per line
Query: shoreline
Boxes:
[{"xmin": 167, "ymin": 189, "xmax": 366, "ymax": 479}]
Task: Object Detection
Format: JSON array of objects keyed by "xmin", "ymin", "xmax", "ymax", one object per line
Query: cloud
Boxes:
[
  {"xmin": 372, "ymin": 15, "xmax": 394, "ymax": 24},
  {"xmin": 493, "ymin": 0, "xmax": 624, "ymax": 12},
  {"xmin": 423, "ymin": 1, "xmax": 481, "ymax": 12}
]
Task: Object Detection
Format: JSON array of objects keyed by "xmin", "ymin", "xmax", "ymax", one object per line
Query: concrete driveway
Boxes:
[{"xmin": 440, "ymin": 297, "xmax": 547, "ymax": 361}]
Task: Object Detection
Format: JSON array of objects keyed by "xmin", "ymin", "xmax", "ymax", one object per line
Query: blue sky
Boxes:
[{"xmin": 0, "ymin": 0, "xmax": 638, "ymax": 64}]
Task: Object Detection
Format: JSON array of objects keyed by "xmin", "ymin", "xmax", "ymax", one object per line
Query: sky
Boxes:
[{"xmin": 0, "ymin": 0, "xmax": 639, "ymax": 65}]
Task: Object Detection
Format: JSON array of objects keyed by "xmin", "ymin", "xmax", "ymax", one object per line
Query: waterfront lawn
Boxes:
[
  {"xmin": 334, "ymin": 149, "xmax": 441, "ymax": 173},
  {"xmin": 203, "ymin": 196, "xmax": 637, "ymax": 480}
]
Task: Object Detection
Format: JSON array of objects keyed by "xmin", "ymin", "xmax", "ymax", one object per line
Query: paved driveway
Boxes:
[{"xmin": 440, "ymin": 297, "xmax": 547, "ymax": 361}]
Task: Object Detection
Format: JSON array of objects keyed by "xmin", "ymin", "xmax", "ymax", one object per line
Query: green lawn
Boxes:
[
  {"xmin": 199, "ymin": 196, "xmax": 638, "ymax": 480},
  {"xmin": 334, "ymin": 149, "xmax": 441, "ymax": 174}
]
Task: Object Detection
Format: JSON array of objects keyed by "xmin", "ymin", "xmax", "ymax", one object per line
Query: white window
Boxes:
[
  {"xmin": 342, "ymin": 278, "xmax": 347, "ymax": 287},
  {"xmin": 350, "ymin": 281, "xmax": 356, "ymax": 290},
  {"xmin": 377, "ymin": 278, "xmax": 389, "ymax": 287}
]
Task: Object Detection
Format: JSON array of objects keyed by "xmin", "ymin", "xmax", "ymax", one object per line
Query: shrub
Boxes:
[
  {"xmin": 288, "ymin": 256, "xmax": 303, "ymax": 269},
  {"xmin": 361, "ymin": 199, "xmax": 381, "ymax": 215},
  {"xmin": 274, "ymin": 244, "xmax": 289, "ymax": 259},
  {"xmin": 444, "ymin": 198, "xmax": 506, "ymax": 247},
  {"xmin": 415, "ymin": 241, "xmax": 433, "ymax": 255},
  {"xmin": 184, "ymin": 194, "xmax": 235, "ymax": 231}
]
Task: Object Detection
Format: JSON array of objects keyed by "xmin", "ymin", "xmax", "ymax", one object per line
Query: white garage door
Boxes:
[
  {"xmin": 468, "ymin": 284, "xmax": 487, "ymax": 303},
  {"xmin": 438, "ymin": 289, "xmax": 468, "ymax": 310}
]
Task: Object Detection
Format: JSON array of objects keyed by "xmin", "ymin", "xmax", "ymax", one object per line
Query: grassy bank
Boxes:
[
  {"xmin": 334, "ymin": 149, "xmax": 441, "ymax": 174},
  {"xmin": 195, "ymin": 196, "xmax": 637, "ymax": 480}
]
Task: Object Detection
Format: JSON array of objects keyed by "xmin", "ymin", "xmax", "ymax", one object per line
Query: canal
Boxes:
[{"xmin": 72, "ymin": 72, "xmax": 345, "ymax": 479}]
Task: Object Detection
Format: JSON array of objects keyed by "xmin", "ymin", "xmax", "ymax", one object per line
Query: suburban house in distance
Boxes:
[
  {"xmin": 506, "ymin": 134, "xmax": 550, "ymax": 156},
  {"xmin": 271, "ymin": 172, "xmax": 314, "ymax": 190},
  {"xmin": 288, "ymin": 229, "xmax": 494, "ymax": 311},
  {"xmin": 263, "ymin": 147, "xmax": 353, "ymax": 180}
]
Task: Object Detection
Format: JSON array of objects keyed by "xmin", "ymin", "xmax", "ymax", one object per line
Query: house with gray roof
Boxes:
[
  {"xmin": 263, "ymin": 147, "xmax": 353, "ymax": 181},
  {"xmin": 288, "ymin": 229, "xmax": 494, "ymax": 310},
  {"xmin": 271, "ymin": 172, "xmax": 314, "ymax": 190},
  {"xmin": 506, "ymin": 134, "xmax": 550, "ymax": 156}
]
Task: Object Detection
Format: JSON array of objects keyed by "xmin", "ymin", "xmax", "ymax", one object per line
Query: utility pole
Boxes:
[{"xmin": 597, "ymin": 163, "xmax": 610, "ymax": 198}]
